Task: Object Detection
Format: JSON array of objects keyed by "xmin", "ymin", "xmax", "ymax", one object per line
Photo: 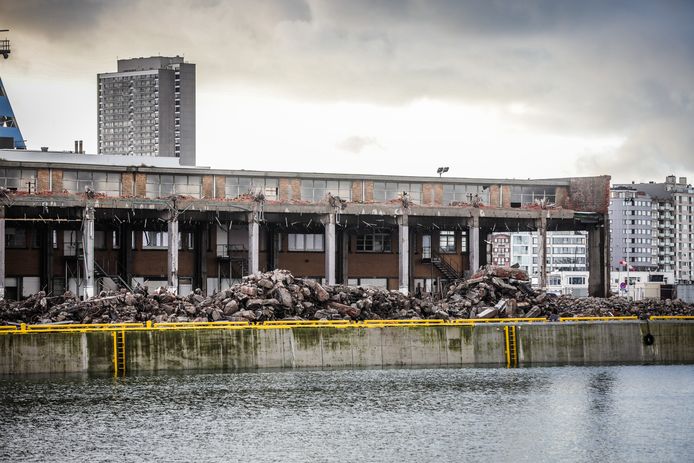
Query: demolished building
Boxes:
[{"xmin": 0, "ymin": 149, "xmax": 611, "ymax": 301}]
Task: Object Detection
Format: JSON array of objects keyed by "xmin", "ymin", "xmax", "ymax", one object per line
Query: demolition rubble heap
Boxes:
[{"xmin": 1, "ymin": 267, "xmax": 694, "ymax": 325}]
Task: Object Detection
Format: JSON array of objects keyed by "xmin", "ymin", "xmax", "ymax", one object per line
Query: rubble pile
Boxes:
[
  {"xmin": 0, "ymin": 270, "xmax": 427, "ymax": 324},
  {"xmin": 444, "ymin": 265, "xmax": 694, "ymax": 318},
  {"xmin": 0, "ymin": 267, "xmax": 693, "ymax": 325}
]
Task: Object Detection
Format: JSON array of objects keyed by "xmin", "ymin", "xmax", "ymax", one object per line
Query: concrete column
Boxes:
[
  {"xmin": 325, "ymin": 214, "xmax": 336, "ymax": 285},
  {"xmin": 398, "ymin": 215, "xmax": 409, "ymax": 295},
  {"xmin": 167, "ymin": 215, "xmax": 179, "ymax": 293},
  {"xmin": 537, "ymin": 216, "xmax": 548, "ymax": 288},
  {"xmin": 468, "ymin": 215, "xmax": 480, "ymax": 274},
  {"xmin": 83, "ymin": 205, "xmax": 95, "ymax": 299},
  {"xmin": 0, "ymin": 208, "xmax": 5, "ymax": 300},
  {"xmin": 248, "ymin": 214, "xmax": 259, "ymax": 275},
  {"xmin": 339, "ymin": 229, "xmax": 349, "ymax": 285},
  {"xmin": 40, "ymin": 226, "xmax": 54, "ymax": 295},
  {"xmin": 194, "ymin": 222, "xmax": 208, "ymax": 294},
  {"xmin": 119, "ymin": 223, "xmax": 133, "ymax": 287},
  {"xmin": 588, "ymin": 224, "xmax": 609, "ymax": 297}
]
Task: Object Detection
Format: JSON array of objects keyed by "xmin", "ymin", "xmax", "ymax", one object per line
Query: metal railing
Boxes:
[{"xmin": 0, "ymin": 315, "xmax": 668, "ymax": 335}]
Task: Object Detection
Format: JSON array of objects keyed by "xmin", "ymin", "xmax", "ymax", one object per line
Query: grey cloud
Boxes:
[
  {"xmin": 3, "ymin": 0, "xmax": 694, "ymax": 177},
  {"xmin": 337, "ymin": 136, "xmax": 382, "ymax": 154}
]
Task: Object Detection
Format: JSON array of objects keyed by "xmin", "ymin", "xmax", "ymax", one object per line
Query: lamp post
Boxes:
[{"xmin": 437, "ymin": 167, "xmax": 449, "ymax": 178}]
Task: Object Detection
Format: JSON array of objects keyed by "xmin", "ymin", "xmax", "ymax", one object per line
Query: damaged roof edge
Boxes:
[{"xmin": 0, "ymin": 150, "xmax": 611, "ymax": 186}]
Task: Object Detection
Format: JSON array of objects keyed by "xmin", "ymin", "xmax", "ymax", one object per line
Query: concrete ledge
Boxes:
[{"xmin": 0, "ymin": 321, "xmax": 692, "ymax": 376}]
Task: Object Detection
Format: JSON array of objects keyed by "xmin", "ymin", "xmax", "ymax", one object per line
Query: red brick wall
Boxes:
[
  {"xmin": 52, "ymin": 169, "xmax": 63, "ymax": 193},
  {"xmin": 37, "ymin": 169, "xmax": 50, "ymax": 193},
  {"xmin": 134, "ymin": 173, "xmax": 147, "ymax": 197},
  {"xmin": 121, "ymin": 173, "xmax": 134, "ymax": 196},
  {"xmin": 568, "ymin": 176, "xmax": 611, "ymax": 213},
  {"xmin": 351, "ymin": 180, "xmax": 362, "ymax": 202},
  {"xmin": 215, "ymin": 176, "xmax": 225, "ymax": 199},
  {"xmin": 201, "ymin": 175, "xmax": 214, "ymax": 199}
]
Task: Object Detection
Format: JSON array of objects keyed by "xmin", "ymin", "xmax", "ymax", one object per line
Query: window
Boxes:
[
  {"xmin": 142, "ymin": 231, "xmax": 193, "ymax": 249},
  {"xmin": 510, "ymin": 186, "xmax": 557, "ymax": 207},
  {"xmin": 288, "ymin": 233, "xmax": 324, "ymax": 251},
  {"xmin": 142, "ymin": 231, "xmax": 168, "ymax": 248},
  {"xmin": 443, "ymin": 184, "xmax": 490, "ymax": 205},
  {"xmin": 63, "ymin": 171, "xmax": 121, "ymax": 196},
  {"xmin": 146, "ymin": 174, "xmax": 201, "ymax": 198},
  {"xmin": 568, "ymin": 276, "xmax": 586, "ymax": 285},
  {"xmin": 6, "ymin": 227, "xmax": 27, "ymax": 248},
  {"xmin": 0, "ymin": 168, "xmax": 37, "ymax": 192},
  {"xmin": 439, "ymin": 231, "xmax": 456, "ymax": 253},
  {"xmin": 549, "ymin": 275, "xmax": 562, "ymax": 286},
  {"xmin": 373, "ymin": 182, "xmax": 421, "ymax": 203},
  {"xmin": 226, "ymin": 177, "xmax": 279, "ymax": 200},
  {"xmin": 357, "ymin": 231, "xmax": 392, "ymax": 252},
  {"xmin": 112, "ymin": 231, "xmax": 121, "ymax": 249},
  {"xmin": 94, "ymin": 231, "xmax": 107, "ymax": 250},
  {"xmin": 301, "ymin": 179, "xmax": 352, "ymax": 202}
]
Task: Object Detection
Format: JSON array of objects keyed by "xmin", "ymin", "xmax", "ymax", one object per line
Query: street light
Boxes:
[{"xmin": 437, "ymin": 167, "xmax": 449, "ymax": 177}]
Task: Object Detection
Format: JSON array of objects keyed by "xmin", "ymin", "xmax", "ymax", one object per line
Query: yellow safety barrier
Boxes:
[
  {"xmin": 649, "ymin": 315, "xmax": 694, "ymax": 320},
  {"xmin": 154, "ymin": 321, "xmax": 250, "ymax": 330},
  {"xmin": 0, "ymin": 315, "xmax": 687, "ymax": 335},
  {"xmin": 559, "ymin": 316, "xmax": 638, "ymax": 322}
]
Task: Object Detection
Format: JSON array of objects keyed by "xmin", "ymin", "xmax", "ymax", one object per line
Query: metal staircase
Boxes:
[{"xmin": 431, "ymin": 250, "xmax": 461, "ymax": 280}]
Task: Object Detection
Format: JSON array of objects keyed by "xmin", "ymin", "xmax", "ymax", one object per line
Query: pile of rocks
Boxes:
[
  {"xmin": 0, "ymin": 270, "xmax": 429, "ymax": 324},
  {"xmin": 444, "ymin": 265, "xmax": 694, "ymax": 319},
  {"xmin": 1, "ymin": 267, "xmax": 693, "ymax": 324}
]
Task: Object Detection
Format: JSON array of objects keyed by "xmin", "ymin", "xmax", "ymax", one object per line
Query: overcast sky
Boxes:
[{"xmin": 2, "ymin": 0, "xmax": 693, "ymax": 183}]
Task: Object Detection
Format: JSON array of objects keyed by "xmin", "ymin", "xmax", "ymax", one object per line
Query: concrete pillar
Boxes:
[
  {"xmin": 468, "ymin": 215, "xmax": 480, "ymax": 274},
  {"xmin": 339, "ymin": 229, "xmax": 349, "ymax": 285},
  {"xmin": 588, "ymin": 224, "xmax": 609, "ymax": 297},
  {"xmin": 83, "ymin": 205, "xmax": 95, "ymax": 299},
  {"xmin": 537, "ymin": 216, "xmax": 548, "ymax": 288},
  {"xmin": 40, "ymin": 226, "xmax": 54, "ymax": 295},
  {"xmin": 167, "ymin": 215, "xmax": 179, "ymax": 293},
  {"xmin": 194, "ymin": 222, "xmax": 208, "ymax": 294},
  {"xmin": 119, "ymin": 223, "xmax": 133, "ymax": 287},
  {"xmin": 398, "ymin": 215, "xmax": 409, "ymax": 294},
  {"xmin": 325, "ymin": 214, "xmax": 336, "ymax": 285},
  {"xmin": 0, "ymin": 208, "xmax": 5, "ymax": 300},
  {"xmin": 248, "ymin": 214, "xmax": 259, "ymax": 275}
]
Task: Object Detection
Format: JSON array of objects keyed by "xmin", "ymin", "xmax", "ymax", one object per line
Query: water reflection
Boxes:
[{"xmin": 0, "ymin": 366, "xmax": 692, "ymax": 463}]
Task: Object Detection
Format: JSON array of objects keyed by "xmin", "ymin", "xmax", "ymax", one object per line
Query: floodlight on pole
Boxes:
[{"xmin": 437, "ymin": 167, "xmax": 449, "ymax": 178}]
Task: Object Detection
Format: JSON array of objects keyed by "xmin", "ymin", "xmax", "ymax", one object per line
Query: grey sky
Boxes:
[{"xmin": 1, "ymin": 0, "xmax": 693, "ymax": 183}]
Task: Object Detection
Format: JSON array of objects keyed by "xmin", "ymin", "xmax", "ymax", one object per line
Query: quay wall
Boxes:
[{"xmin": 0, "ymin": 321, "xmax": 692, "ymax": 375}]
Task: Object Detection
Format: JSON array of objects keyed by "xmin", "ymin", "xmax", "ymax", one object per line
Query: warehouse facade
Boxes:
[{"xmin": 0, "ymin": 150, "xmax": 611, "ymax": 300}]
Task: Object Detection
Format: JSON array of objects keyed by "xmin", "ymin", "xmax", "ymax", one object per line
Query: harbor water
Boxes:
[{"xmin": 1, "ymin": 365, "xmax": 692, "ymax": 462}]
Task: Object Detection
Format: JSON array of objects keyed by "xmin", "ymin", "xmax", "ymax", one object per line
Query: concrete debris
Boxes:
[{"xmin": 1, "ymin": 266, "xmax": 694, "ymax": 325}]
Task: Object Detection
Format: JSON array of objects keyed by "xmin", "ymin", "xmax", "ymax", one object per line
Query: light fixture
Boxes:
[{"xmin": 437, "ymin": 167, "xmax": 449, "ymax": 177}]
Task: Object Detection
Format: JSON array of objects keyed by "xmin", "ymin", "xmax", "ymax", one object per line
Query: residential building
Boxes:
[
  {"xmin": 611, "ymin": 175, "xmax": 693, "ymax": 284},
  {"xmin": 507, "ymin": 231, "xmax": 589, "ymax": 294},
  {"xmin": 0, "ymin": 149, "xmax": 611, "ymax": 300},
  {"xmin": 490, "ymin": 233, "xmax": 510, "ymax": 266},
  {"xmin": 97, "ymin": 56, "xmax": 195, "ymax": 165}
]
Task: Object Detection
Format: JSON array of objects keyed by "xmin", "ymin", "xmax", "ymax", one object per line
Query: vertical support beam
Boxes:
[
  {"xmin": 324, "ymin": 214, "xmax": 336, "ymax": 285},
  {"xmin": 83, "ymin": 205, "xmax": 95, "ymax": 299},
  {"xmin": 167, "ymin": 214, "xmax": 179, "ymax": 294},
  {"xmin": 340, "ymin": 229, "xmax": 349, "ymax": 284},
  {"xmin": 588, "ymin": 224, "xmax": 609, "ymax": 297},
  {"xmin": 248, "ymin": 213, "xmax": 259, "ymax": 275},
  {"xmin": 398, "ymin": 214, "xmax": 409, "ymax": 295},
  {"xmin": 537, "ymin": 215, "xmax": 548, "ymax": 288},
  {"xmin": 119, "ymin": 223, "xmax": 133, "ymax": 287},
  {"xmin": 267, "ymin": 224, "xmax": 276, "ymax": 271},
  {"xmin": 468, "ymin": 214, "xmax": 480, "ymax": 274},
  {"xmin": 40, "ymin": 226, "xmax": 54, "ymax": 294},
  {"xmin": 195, "ymin": 221, "xmax": 208, "ymax": 294},
  {"xmin": 0, "ymin": 207, "xmax": 5, "ymax": 300}
]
